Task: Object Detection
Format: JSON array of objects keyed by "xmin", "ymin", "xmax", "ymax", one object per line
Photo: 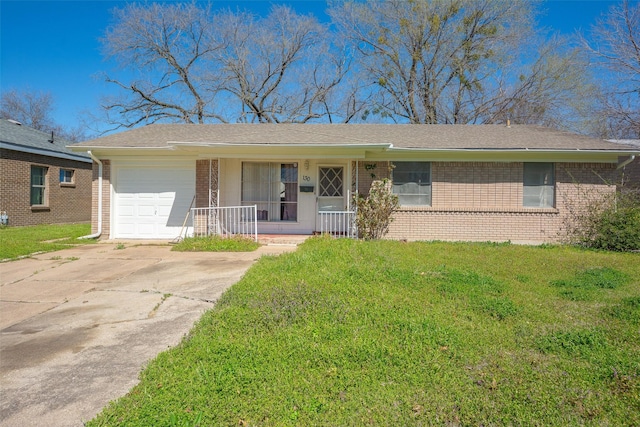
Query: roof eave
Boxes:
[
  {"xmin": 168, "ymin": 141, "xmax": 391, "ymax": 159},
  {"xmin": 369, "ymin": 147, "xmax": 639, "ymax": 163},
  {"xmin": 2, "ymin": 141, "xmax": 92, "ymax": 163}
]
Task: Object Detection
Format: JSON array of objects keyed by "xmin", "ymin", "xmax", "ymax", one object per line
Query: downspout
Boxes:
[
  {"xmin": 78, "ymin": 151, "xmax": 102, "ymax": 239},
  {"xmin": 617, "ymin": 155, "xmax": 636, "ymax": 170}
]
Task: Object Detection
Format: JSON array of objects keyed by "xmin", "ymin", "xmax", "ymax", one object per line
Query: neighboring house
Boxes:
[
  {"xmin": 69, "ymin": 124, "xmax": 639, "ymax": 244},
  {"xmin": 0, "ymin": 119, "xmax": 92, "ymax": 227}
]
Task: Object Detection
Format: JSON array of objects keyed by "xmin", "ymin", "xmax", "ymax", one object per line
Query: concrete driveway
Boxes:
[{"xmin": 0, "ymin": 240, "xmax": 298, "ymax": 427}]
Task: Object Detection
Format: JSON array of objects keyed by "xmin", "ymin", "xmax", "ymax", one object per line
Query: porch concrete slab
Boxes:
[{"xmin": 0, "ymin": 241, "xmax": 299, "ymax": 427}]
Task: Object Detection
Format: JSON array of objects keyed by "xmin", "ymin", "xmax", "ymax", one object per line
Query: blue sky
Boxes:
[{"xmin": 0, "ymin": 0, "xmax": 630, "ymax": 134}]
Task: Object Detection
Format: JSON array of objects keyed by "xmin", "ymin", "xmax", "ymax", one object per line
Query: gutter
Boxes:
[
  {"xmin": 2, "ymin": 141, "xmax": 92, "ymax": 163},
  {"xmin": 78, "ymin": 151, "xmax": 103, "ymax": 239},
  {"xmin": 617, "ymin": 155, "xmax": 636, "ymax": 169}
]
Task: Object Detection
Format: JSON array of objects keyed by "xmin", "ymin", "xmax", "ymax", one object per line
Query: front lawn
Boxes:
[
  {"xmin": 89, "ymin": 238, "xmax": 640, "ymax": 426},
  {"xmin": 171, "ymin": 235, "xmax": 260, "ymax": 252},
  {"xmin": 0, "ymin": 223, "xmax": 93, "ymax": 260}
]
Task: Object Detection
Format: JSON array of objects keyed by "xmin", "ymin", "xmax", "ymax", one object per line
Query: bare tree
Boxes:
[
  {"xmin": 1, "ymin": 88, "xmax": 88, "ymax": 141},
  {"xmin": 214, "ymin": 5, "xmax": 358, "ymax": 123},
  {"xmin": 1, "ymin": 88, "xmax": 56, "ymax": 130},
  {"xmin": 100, "ymin": 3, "xmax": 361, "ymax": 126},
  {"xmin": 329, "ymin": 0, "xmax": 538, "ymax": 124},
  {"xmin": 329, "ymin": 0, "xmax": 594, "ymax": 128},
  {"xmin": 581, "ymin": 0, "xmax": 640, "ymax": 139},
  {"xmin": 100, "ymin": 2, "xmax": 226, "ymax": 128},
  {"xmin": 484, "ymin": 37, "xmax": 597, "ymax": 131}
]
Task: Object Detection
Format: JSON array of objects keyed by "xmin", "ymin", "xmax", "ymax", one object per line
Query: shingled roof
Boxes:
[
  {"xmin": 1, "ymin": 119, "xmax": 90, "ymax": 162},
  {"xmin": 70, "ymin": 123, "xmax": 637, "ymax": 152}
]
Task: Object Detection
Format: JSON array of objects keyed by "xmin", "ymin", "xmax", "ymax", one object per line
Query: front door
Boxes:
[{"xmin": 316, "ymin": 166, "xmax": 345, "ymax": 232}]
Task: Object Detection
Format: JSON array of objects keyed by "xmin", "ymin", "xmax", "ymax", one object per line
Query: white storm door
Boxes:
[
  {"xmin": 114, "ymin": 164, "xmax": 195, "ymax": 239},
  {"xmin": 316, "ymin": 166, "xmax": 345, "ymax": 231}
]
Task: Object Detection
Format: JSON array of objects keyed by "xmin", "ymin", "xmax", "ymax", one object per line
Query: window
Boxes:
[
  {"xmin": 30, "ymin": 166, "xmax": 48, "ymax": 205},
  {"xmin": 392, "ymin": 162, "xmax": 431, "ymax": 206},
  {"xmin": 242, "ymin": 162, "xmax": 298, "ymax": 221},
  {"xmin": 59, "ymin": 169, "xmax": 74, "ymax": 184},
  {"xmin": 523, "ymin": 163, "xmax": 555, "ymax": 208}
]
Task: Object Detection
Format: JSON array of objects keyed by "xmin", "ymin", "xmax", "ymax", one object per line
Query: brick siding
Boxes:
[
  {"xmin": 619, "ymin": 156, "xmax": 640, "ymax": 189},
  {"xmin": 0, "ymin": 149, "xmax": 92, "ymax": 227},
  {"xmin": 195, "ymin": 159, "xmax": 219, "ymax": 208},
  {"xmin": 88, "ymin": 157, "xmax": 624, "ymax": 244},
  {"xmin": 90, "ymin": 160, "xmax": 111, "ymax": 237},
  {"xmin": 382, "ymin": 162, "xmax": 619, "ymax": 244}
]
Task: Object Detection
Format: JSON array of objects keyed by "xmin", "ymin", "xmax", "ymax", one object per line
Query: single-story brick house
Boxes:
[
  {"xmin": 69, "ymin": 124, "xmax": 639, "ymax": 243},
  {"xmin": 0, "ymin": 119, "xmax": 92, "ymax": 227}
]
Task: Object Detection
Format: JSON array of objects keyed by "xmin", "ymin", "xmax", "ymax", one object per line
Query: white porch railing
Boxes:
[
  {"xmin": 318, "ymin": 210, "xmax": 357, "ymax": 238},
  {"xmin": 192, "ymin": 205, "xmax": 258, "ymax": 242}
]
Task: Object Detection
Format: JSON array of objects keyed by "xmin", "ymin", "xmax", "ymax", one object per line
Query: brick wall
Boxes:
[
  {"xmin": 355, "ymin": 161, "xmax": 391, "ymax": 195},
  {"xmin": 383, "ymin": 162, "xmax": 619, "ymax": 244},
  {"xmin": 195, "ymin": 159, "xmax": 219, "ymax": 208},
  {"xmin": 619, "ymin": 156, "xmax": 640, "ymax": 188},
  {"xmin": 0, "ymin": 149, "xmax": 92, "ymax": 227},
  {"xmin": 90, "ymin": 160, "xmax": 111, "ymax": 237}
]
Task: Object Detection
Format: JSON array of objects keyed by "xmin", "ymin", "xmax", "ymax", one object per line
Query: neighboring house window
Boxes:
[
  {"xmin": 59, "ymin": 169, "xmax": 74, "ymax": 184},
  {"xmin": 392, "ymin": 162, "xmax": 431, "ymax": 206},
  {"xmin": 242, "ymin": 162, "xmax": 298, "ymax": 221},
  {"xmin": 523, "ymin": 163, "xmax": 555, "ymax": 208},
  {"xmin": 30, "ymin": 166, "xmax": 48, "ymax": 206}
]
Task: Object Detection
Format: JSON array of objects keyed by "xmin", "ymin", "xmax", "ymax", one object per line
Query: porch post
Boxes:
[{"xmin": 216, "ymin": 158, "xmax": 220, "ymax": 208}]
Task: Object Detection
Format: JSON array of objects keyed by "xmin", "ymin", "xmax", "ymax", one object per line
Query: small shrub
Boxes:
[
  {"xmin": 589, "ymin": 200, "xmax": 640, "ymax": 251},
  {"xmin": 563, "ymin": 187, "xmax": 640, "ymax": 252},
  {"xmin": 353, "ymin": 179, "xmax": 399, "ymax": 240}
]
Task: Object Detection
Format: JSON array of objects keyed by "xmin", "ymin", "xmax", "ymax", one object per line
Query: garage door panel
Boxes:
[
  {"xmin": 157, "ymin": 206, "xmax": 172, "ymax": 216},
  {"xmin": 114, "ymin": 165, "xmax": 195, "ymax": 239},
  {"xmin": 138, "ymin": 205, "xmax": 155, "ymax": 217},
  {"xmin": 137, "ymin": 223, "xmax": 155, "ymax": 235},
  {"xmin": 117, "ymin": 206, "xmax": 134, "ymax": 216},
  {"xmin": 118, "ymin": 224, "xmax": 135, "ymax": 235}
]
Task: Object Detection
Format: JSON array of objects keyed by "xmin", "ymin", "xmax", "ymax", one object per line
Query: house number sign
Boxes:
[{"xmin": 302, "ymin": 175, "xmax": 311, "ymax": 181}]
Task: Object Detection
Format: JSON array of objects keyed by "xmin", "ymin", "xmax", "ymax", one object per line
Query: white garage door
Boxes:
[{"xmin": 114, "ymin": 164, "xmax": 195, "ymax": 239}]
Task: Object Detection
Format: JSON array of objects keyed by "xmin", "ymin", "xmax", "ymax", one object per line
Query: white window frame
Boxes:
[
  {"xmin": 241, "ymin": 162, "xmax": 298, "ymax": 222},
  {"xmin": 59, "ymin": 168, "xmax": 75, "ymax": 184},
  {"xmin": 392, "ymin": 161, "xmax": 432, "ymax": 206},
  {"xmin": 523, "ymin": 162, "xmax": 555, "ymax": 208},
  {"xmin": 30, "ymin": 165, "xmax": 48, "ymax": 206}
]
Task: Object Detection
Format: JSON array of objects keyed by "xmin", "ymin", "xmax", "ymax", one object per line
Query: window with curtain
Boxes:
[
  {"xmin": 523, "ymin": 163, "xmax": 555, "ymax": 208},
  {"xmin": 242, "ymin": 162, "xmax": 298, "ymax": 221},
  {"xmin": 392, "ymin": 162, "xmax": 431, "ymax": 206},
  {"xmin": 30, "ymin": 165, "xmax": 48, "ymax": 205}
]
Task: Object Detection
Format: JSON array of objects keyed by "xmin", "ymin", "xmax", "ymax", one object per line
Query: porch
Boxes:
[{"xmin": 190, "ymin": 205, "xmax": 357, "ymax": 241}]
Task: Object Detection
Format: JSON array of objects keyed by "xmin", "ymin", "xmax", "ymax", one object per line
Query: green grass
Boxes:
[
  {"xmin": 0, "ymin": 223, "xmax": 93, "ymax": 260},
  {"xmin": 88, "ymin": 237, "xmax": 640, "ymax": 426},
  {"xmin": 171, "ymin": 235, "xmax": 260, "ymax": 252}
]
